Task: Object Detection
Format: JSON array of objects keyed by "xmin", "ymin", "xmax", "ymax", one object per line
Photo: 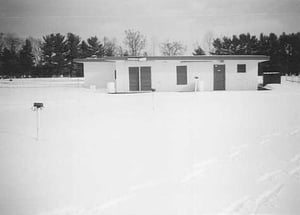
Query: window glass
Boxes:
[
  {"xmin": 237, "ymin": 64, "xmax": 246, "ymax": 73},
  {"xmin": 177, "ymin": 66, "xmax": 187, "ymax": 85}
]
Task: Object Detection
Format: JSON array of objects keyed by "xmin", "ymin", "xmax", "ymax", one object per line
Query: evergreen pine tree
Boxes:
[{"xmin": 19, "ymin": 39, "xmax": 35, "ymax": 77}]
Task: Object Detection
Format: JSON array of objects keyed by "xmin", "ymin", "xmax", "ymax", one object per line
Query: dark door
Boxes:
[
  {"xmin": 214, "ymin": 64, "xmax": 225, "ymax": 90},
  {"xmin": 129, "ymin": 67, "xmax": 139, "ymax": 91},
  {"xmin": 140, "ymin": 67, "xmax": 152, "ymax": 91}
]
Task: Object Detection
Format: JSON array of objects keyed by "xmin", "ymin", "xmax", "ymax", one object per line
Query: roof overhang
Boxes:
[{"xmin": 74, "ymin": 55, "xmax": 270, "ymax": 63}]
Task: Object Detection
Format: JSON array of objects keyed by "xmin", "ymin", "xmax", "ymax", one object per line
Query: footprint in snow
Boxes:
[
  {"xmin": 256, "ymin": 170, "xmax": 283, "ymax": 183},
  {"xmin": 225, "ymin": 144, "xmax": 250, "ymax": 162},
  {"xmin": 181, "ymin": 159, "xmax": 218, "ymax": 184},
  {"xmin": 290, "ymin": 154, "xmax": 300, "ymax": 163},
  {"xmin": 227, "ymin": 150, "xmax": 242, "ymax": 160},
  {"xmin": 263, "ymin": 132, "xmax": 280, "ymax": 138},
  {"xmin": 258, "ymin": 138, "xmax": 271, "ymax": 145},
  {"xmin": 290, "ymin": 129, "xmax": 299, "ymax": 136}
]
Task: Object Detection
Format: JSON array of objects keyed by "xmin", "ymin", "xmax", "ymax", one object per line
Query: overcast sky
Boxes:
[{"xmin": 1, "ymin": 0, "xmax": 300, "ymax": 54}]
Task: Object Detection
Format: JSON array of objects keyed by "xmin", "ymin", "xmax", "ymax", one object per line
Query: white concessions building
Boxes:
[{"xmin": 75, "ymin": 55, "xmax": 269, "ymax": 92}]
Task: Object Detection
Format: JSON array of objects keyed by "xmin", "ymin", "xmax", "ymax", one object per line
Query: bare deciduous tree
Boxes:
[
  {"xmin": 123, "ymin": 30, "xmax": 146, "ymax": 56},
  {"xmin": 3, "ymin": 33, "xmax": 23, "ymax": 52},
  {"xmin": 103, "ymin": 37, "xmax": 117, "ymax": 56},
  {"xmin": 0, "ymin": 33, "xmax": 5, "ymax": 52},
  {"xmin": 202, "ymin": 31, "xmax": 215, "ymax": 55},
  {"xmin": 28, "ymin": 37, "xmax": 42, "ymax": 66},
  {"xmin": 160, "ymin": 40, "xmax": 186, "ymax": 56}
]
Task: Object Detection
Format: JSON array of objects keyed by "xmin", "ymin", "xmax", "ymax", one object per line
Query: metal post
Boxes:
[
  {"xmin": 36, "ymin": 108, "xmax": 40, "ymax": 140},
  {"xmin": 194, "ymin": 77, "xmax": 199, "ymax": 92},
  {"xmin": 151, "ymin": 88, "xmax": 155, "ymax": 111},
  {"xmin": 33, "ymin": 102, "xmax": 43, "ymax": 141}
]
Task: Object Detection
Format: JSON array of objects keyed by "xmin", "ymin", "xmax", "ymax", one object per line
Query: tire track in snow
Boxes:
[
  {"xmin": 88, "ymin": 193, "xmax": 135, "ymax": 213},
  {"xmin": 227, "ymin": 149, "xmax": 242, "ymax": 160},
  {"xmin": 219, "ymin": 196, "xmax": 250, "ymax": 215},
  {"xmin": 258, "ymin": 138, "xmax": 271, "ymax": 145},
  {"xmin": 181, "ymin": 158, "xmax": 219, "ymax": 184},
  {"xmin": 39, "ymin": 207, "xmax": 85, "ymax": 215},
  {"xmin": 181, "ymin": 144, "xmax": 251, "ymax": 184},
  {"xmin": 258, "ymin": 131, "xmax": 282, "ymax": 146},
  {"xmin": 129, "ymin": 178, "xmax": 170, "ymax": 192},
  {"xmin": 253, "ymin": 183, "xmax": 285, "ymax": 215},
  {"xmin": 288, "ymin": 166, "xmax": 300, "ymax": 178},
  {"xmin": 256, "ymin": 170, "xmax": 284, "ymax": 184},
  {"xmin": 251, "ymin": 152, "xmax": 300, "ymax": 214},
  {"xmin": 38, "ymin": 177, "xmax": 172, "ymax": 215},
  {"xmin": 226, "ymin": 143, "xmax": 250, "ymax": 161},
  {"xmin": 262, "ymin": 132, "xmax": 280, "ymax": 139},
  {"xmin": 39, "ymin": 193, "xmax": 136, "ymax": 215}
]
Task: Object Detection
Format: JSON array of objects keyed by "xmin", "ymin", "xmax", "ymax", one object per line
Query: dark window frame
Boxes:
[
  {"xmin": 237, "ymin": 64, "xmax": 246, "ymax": 73},
  {"xmin": 176, "ymin": 65, "xmax": 188, "ymax": 85}
]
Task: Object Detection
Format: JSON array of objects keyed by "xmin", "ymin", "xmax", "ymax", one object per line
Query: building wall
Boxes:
[
  {"xmin": 83, "ymin": 62, "xmax": 115, "ymax": 88},
  {"xmin": 224, "ymin": 60, "xmax": 258, "ymax": 90},
  {"xmin": 115, "ymin": 60, "xmax": 214, "ymax": 92},
  {"xmin": 84, "ymin": 60, "xmax": 260, "ymax": 92}
]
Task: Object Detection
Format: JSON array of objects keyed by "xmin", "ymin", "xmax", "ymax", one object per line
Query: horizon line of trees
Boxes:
[{"xmin": 0, "ymin": 31, "xmax": 300, "ymax": 78}]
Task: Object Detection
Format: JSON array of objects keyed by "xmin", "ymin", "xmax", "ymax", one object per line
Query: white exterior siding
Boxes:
[
  {"xmin": 83, "ymin": 62, "xmax": 115, "ymax": 88},
  {"xmin": 225, "ymin": 60, "xmax": 258, "ymax": 90},
  {"xmin": 115, "ymin": 60, "xmax": 214, "ymax": 92},
  {"xmin": 185, "ymin": 62, "xmax": 213, "ymax": 91},
  {"xmin": 80, "ymin": 56, "xmax": 267, "ymax": 92}
]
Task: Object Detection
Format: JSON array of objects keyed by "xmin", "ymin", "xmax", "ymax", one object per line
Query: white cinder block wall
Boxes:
[
  {"xmin": 84, "ymin": 62, "xmax": 115, "ymax": 88},
  {"xmin": 225, "ymin": 60, "xmax": 258, "ymax": 90},
  {"xmin": 115, "ymin": 60, "xmax": 214, "ymax": 92},
  {"xmin": 84, "ymin": 59, "xmax": 261, "ymax": 92}
]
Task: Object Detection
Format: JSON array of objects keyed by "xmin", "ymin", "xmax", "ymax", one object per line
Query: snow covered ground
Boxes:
[{"xmin": 0, "ymin": 79, "xmax": 299, "ymax": 215}]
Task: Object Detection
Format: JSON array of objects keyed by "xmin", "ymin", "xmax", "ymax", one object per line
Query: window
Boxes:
[
  {"xmin": 177, "ymin": 66, "xmax": 187, "ymax": 85},
  {"xmin": 237, "ymin": 64, "xmax": 246, "ymax": 73}
]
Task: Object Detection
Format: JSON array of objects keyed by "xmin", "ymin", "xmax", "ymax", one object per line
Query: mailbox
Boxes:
[
  {"xmin": 33, "ymin": 102, "xmax": 43, "ymax": 109},
  {"xmin": 32, "ymin": 102, "xmax": 44, "ymax": 140}
]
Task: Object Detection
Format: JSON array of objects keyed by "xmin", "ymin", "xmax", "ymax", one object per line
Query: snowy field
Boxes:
[{"xmin": 0, "ymin": 79, "xmax": 300, "ymax": 215}]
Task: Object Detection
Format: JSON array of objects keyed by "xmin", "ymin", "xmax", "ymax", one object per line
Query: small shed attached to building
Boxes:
[
  {"xmin": 263, "ymin": 71, "xmax": 281, "ymax": 86},
  {"xmin": 75, "ymin": 55, "xmax": 269, "ymax": 92}
]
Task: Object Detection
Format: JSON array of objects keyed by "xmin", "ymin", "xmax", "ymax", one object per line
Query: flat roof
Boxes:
[{"xmin": 74, "ymin": 55, "xmax": 270, "ymax": 63}]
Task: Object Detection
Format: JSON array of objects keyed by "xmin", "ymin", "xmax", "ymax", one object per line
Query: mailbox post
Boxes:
[
  {"xmin": 151, "ymin": 88, "xmax": 156, "ymax": 111},
  {"xmin": 32, "ymin": 102, "xmax": 44, "ymax": 140},
  {"xmin": 194, "ymin": 76, "xmax": 199, "ymax": 92}
]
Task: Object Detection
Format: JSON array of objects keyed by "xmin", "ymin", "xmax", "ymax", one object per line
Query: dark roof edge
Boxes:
[{"xmin": 74, "ymin": 55, "xmax": 270, "ymax": 63}]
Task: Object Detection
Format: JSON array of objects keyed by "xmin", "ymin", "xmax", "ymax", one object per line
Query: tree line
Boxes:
[
  {"xmin": 209, "ymin": 32, "xmax": 300, "ymax": 75},
  {"xmin": 0, "ymin": 31, "xmax": 299, "ymax": 78}
]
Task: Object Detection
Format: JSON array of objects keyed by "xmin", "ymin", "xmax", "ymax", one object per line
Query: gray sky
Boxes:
[{"xmin": 1, "ymin": 0, "xmax": 300, "ymax": 54}]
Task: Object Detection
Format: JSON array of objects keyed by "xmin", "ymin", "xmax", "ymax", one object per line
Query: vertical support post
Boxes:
[
  {"xmin": 36, "ymin": 108, "xmax": 40, "ymax": 140},
  {"xmin": 194, "ymin": 77, "xmax": 199, "ymax": 92},
  {"xmin": 33, "ymin": 102, "xmax": 43, "ymax": 141},
  {"xmin": 151, "ymin": 88, "xmax": 155, "ymax": 111}
]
